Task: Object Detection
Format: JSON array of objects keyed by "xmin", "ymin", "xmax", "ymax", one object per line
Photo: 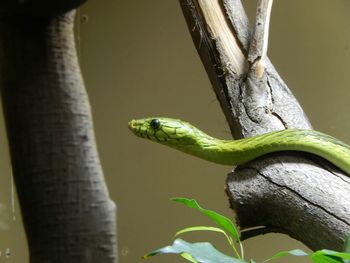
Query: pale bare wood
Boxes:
[
  {"xmin": 197, "ymin": 0, "xmax": 248, "ymax": 75},
  {"xmin": 179, "ymin": 0, "xmax": 350, "ymax": 251},
  {"xmin": 248, "ymin": 0, "xmax": 273, "ymax": 77}
]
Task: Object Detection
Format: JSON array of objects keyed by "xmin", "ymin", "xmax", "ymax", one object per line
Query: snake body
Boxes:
[{"xmin": 129, "ymin": 117, "xmax": 350, "ymax": 175}]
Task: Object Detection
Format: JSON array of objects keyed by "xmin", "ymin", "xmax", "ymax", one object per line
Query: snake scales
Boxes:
[{"xmin": 129, "ymin": 117, "xmax": 350, "ymax": 175}]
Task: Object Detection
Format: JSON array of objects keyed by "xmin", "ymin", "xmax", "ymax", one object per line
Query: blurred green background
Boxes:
[{"xmin": 1, "ymin": 0, "xmax": 350, "ymax": 262}]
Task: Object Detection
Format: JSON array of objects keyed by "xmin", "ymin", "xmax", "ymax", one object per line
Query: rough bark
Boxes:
[
  {"xmin": 179, "ymin": 0, "xmax": 350, "ymax": 251},
  {"xmin": 0, "ymin": 11, "xmax": 117, "ymax": 263}
]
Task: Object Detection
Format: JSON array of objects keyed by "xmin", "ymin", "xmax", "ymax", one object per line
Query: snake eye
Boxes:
[{"xmin": 150, "ymin": 119, "xmax": 161, "ymax": 130}]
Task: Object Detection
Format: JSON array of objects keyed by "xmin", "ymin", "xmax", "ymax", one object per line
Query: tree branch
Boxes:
[
  {"xmin": 179, "ymin": 0, "xmax": 350, "ymax": 251},
  {"xmin": 0, "ymin": 11, "xmax": 117, "ymax": 262},
  {"xmin": 248, "ymin": 0, "xmax": 273, "ymax": 77}
]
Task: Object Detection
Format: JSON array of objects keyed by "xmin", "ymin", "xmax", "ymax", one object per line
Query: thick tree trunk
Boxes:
[
  {"xmin": 0, "ymin": 10, "xmax": 117, "ymax": 263},
  {"xmin": 179, "ymin": 0, "xmax": 350, "ymax": 251}
]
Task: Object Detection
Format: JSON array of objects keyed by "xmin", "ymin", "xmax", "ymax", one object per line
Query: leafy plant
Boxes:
[{"xmin": 143, "ymin": 197, "xmax": 350, "ymax": 263}]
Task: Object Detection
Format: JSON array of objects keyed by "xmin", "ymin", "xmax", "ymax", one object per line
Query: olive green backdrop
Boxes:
[{"xmin": 1, "ymin": 0, "xmax": 350, "ymax": 262}]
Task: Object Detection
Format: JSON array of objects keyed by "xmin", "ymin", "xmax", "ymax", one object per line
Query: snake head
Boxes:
[{"xmin": 128, "ymin": 117, "xmax": 203, "ymax": 147}]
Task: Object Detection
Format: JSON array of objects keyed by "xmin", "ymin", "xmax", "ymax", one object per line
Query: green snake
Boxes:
[{"xmin": 128, "ymin": 117, "xmax": 350, "ymax": 175}]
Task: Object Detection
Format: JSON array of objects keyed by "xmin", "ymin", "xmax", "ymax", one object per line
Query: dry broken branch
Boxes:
[{"xmin": 179, "ymin": 0, "xmax": 350, "ymax": 251}]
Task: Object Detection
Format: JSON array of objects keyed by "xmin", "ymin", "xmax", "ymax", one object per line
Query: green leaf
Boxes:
[
  {"xmin": 313, "ymin": 256, "xmax": 342, "ymax": 263},
  {"xmin": 311, "ymin": 254, "xmax": 344, "ymax": 263},
  {"xmin": 344, "ymin": 234, "xmax": 350, "ymax": 253},
  {"xmin": 181, "ymin": 252, "xmax": 200, "ymax": 262},
  {"xmin": 311, "ymin": 250, "xmax": 350, "ymax": 263},
  {"xmin": 175, "ymin": 226, "xmax": 240, "ymax": 258},
  {"xmin": 263, "ymin": 249, "xmax": 309, "ymax": 262},
  {"xmin": 172, "ymin": 198, "xmax": 240, "ymax": 243},
  {"xmin": 343, "ymin": 235, "xmax": 350, "ymax": 263},
  {"xmin": 176, "ymin": 226, "xmax": 230, "ymax": 239},
  {"xmin": 172, "ymin": 197, "xmax": 244, "ymax": 259},
  {"xmin": 143, "ymin": 238, "xmax": 246, "ymax": 263},
  {"xmin": 262, "ymin": 248, "xmax": 350, "ymax": 263},
  {"xmin": 344, "ymin": 234, "xmax": 350, "ymax": 263}
]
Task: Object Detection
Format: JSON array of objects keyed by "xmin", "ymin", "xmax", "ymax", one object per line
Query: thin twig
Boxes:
[{"xmin": 248, "ymin": 0, "xmax": 274, "ymax": 77}]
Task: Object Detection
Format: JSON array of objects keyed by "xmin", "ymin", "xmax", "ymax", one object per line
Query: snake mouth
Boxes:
[
  {"xmin": 128, "ymin": 120, "xmax": 136, "ymax": 130},
  {"xmin": 128, "ymin": 119, "xmax": 144, "ymax": 138},
  {"xmin": 129, "ymin": 119, "xmax": 144, "ymax": 131},
  {"xmin": 128, "ymin": 120, "xmax": 141, "ymax": 136}
]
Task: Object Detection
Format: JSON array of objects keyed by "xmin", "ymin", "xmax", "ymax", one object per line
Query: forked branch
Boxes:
[{"xmin": 179, "ymin": 0, "xmax": 350, "ymax": 251}]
